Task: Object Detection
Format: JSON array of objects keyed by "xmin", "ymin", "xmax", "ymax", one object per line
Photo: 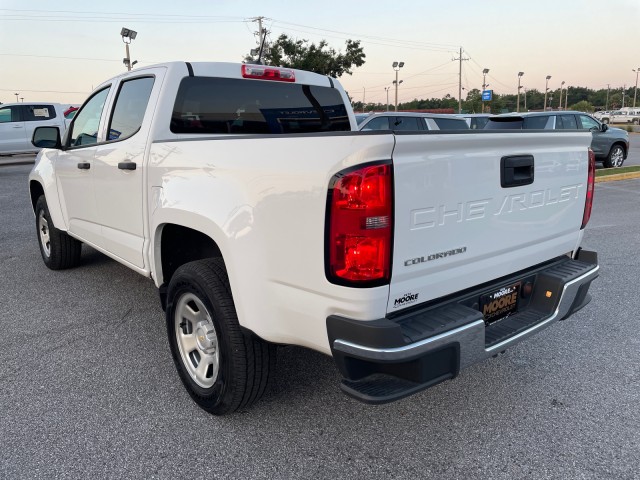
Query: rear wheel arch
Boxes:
[
  {"xmin": 29, "ymin": 180, "xmax": 45, "ymax": 214},
  {"xmin": 157, "ymin": 223, "xmax": 223, "ymax": 293}
]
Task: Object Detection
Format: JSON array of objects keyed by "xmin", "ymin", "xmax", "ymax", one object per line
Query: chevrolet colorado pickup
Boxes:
[{"xmin": 28, "ymin": 62, "xmax": 599, "ymax": 415}]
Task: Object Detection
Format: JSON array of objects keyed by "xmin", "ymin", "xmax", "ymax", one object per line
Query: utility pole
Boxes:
[
  {"xmin": 622, "ymin": 85, "xmax": 626, "ymax": 108},
  {"xmin": 385, "ymin": 87, "xmax": 390, "ymax": 111},
  {"xmin": 524, "ymin": 87, "xmax": 527, "ymax": 111},
  {"xmin": 606, "ymin": 84, "xmax": 610, "ymax": 110},
  {"xmin": 453, "ymin": 47, "xmax": 469, "ymax": 113},
  {"xmin": 633, "ymin": 68, "xmax": 639, "ymax": 108},
  {"xmin": 251, "ymin": 16, "xmax": 268, "ymax": 64},
  {"xmin": 564, "ymin": 87, "xmax": 569, "ymax": 110}
]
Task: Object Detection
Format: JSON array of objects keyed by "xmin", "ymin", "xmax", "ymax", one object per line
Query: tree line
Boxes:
[{"xmin": 353, "ymin": 85, "xmax": 636, "ymax": 114}]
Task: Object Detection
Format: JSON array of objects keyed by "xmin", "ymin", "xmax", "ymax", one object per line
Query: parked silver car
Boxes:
[{"xmin": 358, "ymin": 112, "xmax": 469, "ymax": 132}]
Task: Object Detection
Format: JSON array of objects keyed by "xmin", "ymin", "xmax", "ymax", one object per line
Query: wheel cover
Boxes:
[
  {"xmin": 611, "ymin": 147, "xmax": 624, "ymax": 167},
  {"xmin": 38, "ymin": 210, "xmax": 51, "ymax": 258},
  {"xmin": 174, "ymin": 292, "xmax": 220, "ymax": 388}
]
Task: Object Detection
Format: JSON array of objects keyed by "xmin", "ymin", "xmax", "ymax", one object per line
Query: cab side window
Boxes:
[
  {"xmin": 556, "ymin": 115, "xmax": 577, "ymax": 129},
  {"xmin": 69, "ymin": 87, "xmax": 111, "ymax": 147},
  {"xmin": 361, "ymin": 117, "xmax": 390, "ymax": 130},
  {"xmin": 578, "ymin": 115, "xmax": 600, "ymax": 130},
  {"xmin": 107, "ymin": 77, "xmax": 155, "ymax": 141},
  {"xmin": 0, "ymin": 106, "xmax": 21, "ymax": 123}
]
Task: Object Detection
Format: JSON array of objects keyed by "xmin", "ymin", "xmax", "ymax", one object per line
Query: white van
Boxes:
[{"xmin": 0, "ymin": 103, "xmax": 67, "ymax": 154}]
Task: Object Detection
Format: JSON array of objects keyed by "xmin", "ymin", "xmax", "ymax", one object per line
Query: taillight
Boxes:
[
  {"xmin": 241, "ymin": 64, "xmax": 295, "ymax": 82},
  {"xmin": 326, "ymin": 162, "xmax": 393, "ymax": 286},
  {"xmin": 581, "ymin": 148, "xmax": 596, "ymax": 229}
]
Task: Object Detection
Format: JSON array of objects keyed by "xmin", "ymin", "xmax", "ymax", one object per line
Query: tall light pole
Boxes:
[
  {"xmin": 633, "ymin": 68, "xmax": 639, "ymax": 108},
  {"xmin": 559, "ymin": 81, "xmax": 565, "ymax": 109},
  {"xmin": 120, "ymin": 27, "xmax": 138, "ymax": 71},
  {"xmin": 524, "ymin": 87, "xmax": 527, "ymax": 111},
  {"xmin": 362, "ymin": 87, "xmax": 366, "ymax": 113},
  {"xmin": 544, "ymin": 75, "xmax": 552, "ymax": 111},
  {"xmin": 606, "ymin": 84, "xmax": 610, "ymax": 110},
  {"xmin": 481, "ymin": 68, "xmax": 490, "ymax": 113},
  {"xmin": 622, "ymin": 85, "xmax": 626, "ymax": 108},
  {"xmin": 14, "ymin": 93, "xmax": 19, "ymax": 102},
  {"xmin": 384, "ymin": 87, "xmax": 391, "ymax": 111},
  {"xmin": 565, "ymin": 87, "xmax": 569, "ymax": 110},
  {"xmin": 517, "ymin": 72, "xmax": 524, "ymax": 112},
  {"xmin": 392, "ymin": 61, "xmax": 404, "ymax": 112}
]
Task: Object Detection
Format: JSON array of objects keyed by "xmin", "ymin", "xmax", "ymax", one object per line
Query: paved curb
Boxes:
[
  {"xmin": 0, "ymin": 159, "xmax": 35, "ymax": 167},
  {"xmin": 595, "ymin": 171, "xmax": 640, "ymax": 183}
]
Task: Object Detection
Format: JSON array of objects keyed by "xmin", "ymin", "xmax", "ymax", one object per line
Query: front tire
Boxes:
[
  {"xmin": 603, "ymin": 145, "xmax": 625, "ymax": 168},
  {"xmin": 166, "ymin": 258, "xmax": 275, "ymax": 415},
  {"xmin": 35, "ymin": 195, "xmax": 82, "ymax": 270}
]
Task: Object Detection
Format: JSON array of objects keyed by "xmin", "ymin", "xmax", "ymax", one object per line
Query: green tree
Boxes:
[
  {"xmin": 251, "ymin": 34, "xmax": 365, "ymax": 77},
  {"xmin": 569, "ymin": 100, "xmax": 594, "ymax": 112}
]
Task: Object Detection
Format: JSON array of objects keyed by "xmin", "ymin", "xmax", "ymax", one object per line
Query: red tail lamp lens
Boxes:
[
  {"xmin": 327, "ymin": 163, "xmax": 392, "ymax": 285},
  {"xmin": 581, "ymin": 148, "xmax": 595, "ymax": 229}
]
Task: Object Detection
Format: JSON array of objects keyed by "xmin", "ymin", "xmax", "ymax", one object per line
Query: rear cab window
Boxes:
[
  {"xmin": 171, "ymin": 77, "xmax": 350, "ymax": 134},
  {"xmin": 24, "ymin": 105, "xmax": 57, "ymax": 122}
]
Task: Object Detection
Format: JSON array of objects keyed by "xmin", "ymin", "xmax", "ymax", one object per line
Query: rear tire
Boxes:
[
  {"xmin": 166, "ymin": 258, "xmax": 275, "ymax": 415},
  {"xmin": 35, "ymin": 195, "xmax": 82, "ymax": 270},
  {"xmin": 603, "ymin": 145, "xmax": 625, "ymax": 168}
]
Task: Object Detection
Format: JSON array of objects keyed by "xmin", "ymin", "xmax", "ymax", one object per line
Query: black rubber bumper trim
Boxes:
[{"xmin": 328, "ymin": 250, "xmax": 598, "ymax": 404}]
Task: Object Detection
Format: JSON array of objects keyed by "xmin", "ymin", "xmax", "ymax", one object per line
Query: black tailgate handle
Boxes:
[
  {"xmin": 501, "ymin": 155, "xmax": 534, "ymax": 188},
  {"xmin": 77, "ymin": 162, "xmax": 90, "ymax": 170}
]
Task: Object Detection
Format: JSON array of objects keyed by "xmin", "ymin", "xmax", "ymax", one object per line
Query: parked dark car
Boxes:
[{"xmin": 484, "ymin": 111, "xmax": 629, "ymax": 168}]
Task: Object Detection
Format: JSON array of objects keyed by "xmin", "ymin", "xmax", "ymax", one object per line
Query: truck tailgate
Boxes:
[{"xmin": 388, "ymin": 131, "xmax": 592, "ymax": 314}]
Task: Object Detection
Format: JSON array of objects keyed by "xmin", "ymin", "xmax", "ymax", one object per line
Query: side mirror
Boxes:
[
  {"xmin": 32, "ymin": 126, "xmax": 62, "ymax": 149},
  {"xmin": 600, "ymin": 123, "xmax": 608, "ymax": 132}
]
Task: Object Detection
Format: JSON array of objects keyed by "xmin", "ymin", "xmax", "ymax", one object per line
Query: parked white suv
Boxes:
[{"xmin": 0, "ymin": 103, "xmax": 68, "ymax": 155}]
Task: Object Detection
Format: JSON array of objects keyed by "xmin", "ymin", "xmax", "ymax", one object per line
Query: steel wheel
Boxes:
[
  {"xmin": 174, "ymin": 292, "xmax": 220, "ymax": 388},
  {"xmin": 38, "ymin": 210, "xmax": 51, "ymax": 258}
]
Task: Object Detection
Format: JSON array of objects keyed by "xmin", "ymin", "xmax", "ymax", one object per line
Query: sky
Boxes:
[{"xmin": 1, "ymin": 0, "xmax": 639, "ymax": 106}]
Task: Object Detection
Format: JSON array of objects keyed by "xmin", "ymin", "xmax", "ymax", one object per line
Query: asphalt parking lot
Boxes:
[{"xmin": 1, "ymin": 163, "xmax": 639, "ymax": 479}]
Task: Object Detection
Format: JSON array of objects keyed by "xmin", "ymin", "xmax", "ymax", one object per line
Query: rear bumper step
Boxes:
[{"xmin": 327, "ymin": 250, "xmax": 599, "ymax": 404}]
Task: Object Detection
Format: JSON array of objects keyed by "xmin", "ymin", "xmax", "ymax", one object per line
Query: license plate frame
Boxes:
[{"xmin": 480, "ymin": 282, "xmax": 521, "ymax": 325}]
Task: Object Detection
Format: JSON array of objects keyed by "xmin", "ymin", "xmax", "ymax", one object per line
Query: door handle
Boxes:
[
  {"xmin": 501, "ymin": 155, "xmax": 534, "ymax": 188},
  {"xmin": 118, "ymin": 161, "xmax": 137, "ymax": 171},
  {"xmin": 77, "ymin": 162, "xmax": 91, "ymax": 170},
  {"xmin": 12, "ymin": 125, "xmax": 23, "ymax": 129}
]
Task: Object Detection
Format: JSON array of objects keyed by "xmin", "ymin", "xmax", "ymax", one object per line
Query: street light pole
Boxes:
[
  {"xmin": 392, "ymin": 61, "xmax": 404, "ymax": 112},
  {"xmin": 559, "ymin": 81, "xmax": 565, "ymax": 109},
  {"xmin": 524, "ymin": 87, "xmax": 527, "ymax": 111},
  {"xmin": 362, "ymin": 87, "xmax": 366, "ymax": 114},
  {"xmin": 544, "ymin": 75, "xmax": 551, "ymax": 111},
  {"xmin": 120, "ymin": 27, "xmax": 138, "ymax": 71},
  {"xmin": 633, "ymin": 68, "xmax": 639, "ymax": 108},
  {"xmin": 565, "ymin": 87, "xmax": 569, "ymax": 110},
  {"xmin": 481, "ymin": 68, "xmax": 489, "ymax": 113},
  {"xmin": 385, "ymin": 87, "xmax": 390, "ymax": 111},
  {"xmin": 14, "ymin": 93, "xmax": 19, "ymax": 102},
  {"xmin": 517, "ymin": 72, "xmax": 524, "ymax": 112}
]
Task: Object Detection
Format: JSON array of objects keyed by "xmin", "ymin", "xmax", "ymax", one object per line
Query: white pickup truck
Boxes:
[{"xmin": 28, "ymin": 62, "xmax": 599, "ymax": 415}]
